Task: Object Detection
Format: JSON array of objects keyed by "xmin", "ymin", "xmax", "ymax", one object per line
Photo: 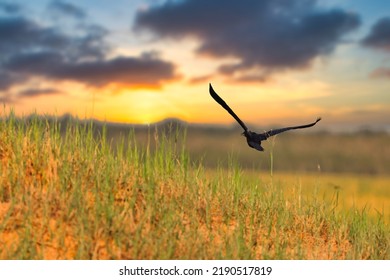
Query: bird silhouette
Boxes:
[{"xmin": 209, "ymin": 83, "xmax": 321, "ymax": 151}]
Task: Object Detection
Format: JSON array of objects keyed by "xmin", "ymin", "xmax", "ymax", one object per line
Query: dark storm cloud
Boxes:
[
  {"xmin": 5, "ymin": 51, "xmax": 177, "ymax": 87},
  {"xmin": 135, "ymin": 0, "xmax": 360, "ymax": 78},
  {"xmin": 0, "ymin": 2, "xmax": 21, "ymax": 13},
  {"xmin": 52, "ymin": 53, "xmax": 178, "ymax": 87},
  {"xmin": 0, "ymin": 70, "xmax": 19, "ymax": 90},
  {"xmin": 0, "ymin": 13, "xmax": 178, "ymax": 92},
  {"xmin": 361, "ymin": 17, "xmax": 390, "ymax": 51},
  {"xmin": 0, "ymin": 16, "xmax": 108, "ymax": 61},
  {"xmin": 5, "ymin": 51, "xmax": 64, "ymax": 74},
  {"xmin": 48, "ymin": 1, "xmax": 86, "ymax": 19},
  {"xmin": 0, "ymin": 17, "xmax": 68, "ymax": 54}
]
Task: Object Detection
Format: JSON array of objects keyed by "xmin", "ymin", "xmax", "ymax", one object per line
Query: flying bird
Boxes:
[{"xmin": 209, "ymin": 83, "xmax": 321, "ymax": 151}]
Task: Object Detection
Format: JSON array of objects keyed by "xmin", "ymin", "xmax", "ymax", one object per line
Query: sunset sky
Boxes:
[{"xmin": 1, "ymin": 0, "xmax": 389, "ymax": 131}]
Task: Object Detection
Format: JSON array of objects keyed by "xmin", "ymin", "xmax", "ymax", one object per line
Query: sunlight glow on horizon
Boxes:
[
  {"xmin": 1, "ymin": 0, "xmax": 389, "ymax": 131},
  {"xmin": 5, "ymin": 71, "xmax": 389, "ymax": 130}
]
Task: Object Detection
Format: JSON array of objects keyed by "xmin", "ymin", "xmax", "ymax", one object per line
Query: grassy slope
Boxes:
[{"xmin": 0, "ymin": 114, "xmax": 389, "ymax": 259}]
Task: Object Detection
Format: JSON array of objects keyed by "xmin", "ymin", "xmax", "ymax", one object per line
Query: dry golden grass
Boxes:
[{"xmin": 0, "ymin": 113, "xmax": 389, "ymax": 259}]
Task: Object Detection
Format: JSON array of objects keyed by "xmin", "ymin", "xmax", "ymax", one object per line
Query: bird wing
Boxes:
[
  {"xmin": 209, "ymin": 84, "xmax": 248, "ymax": 131},
  {"xmin": 264, "ymin": 117, "xmax": 321, "ymax": 138}
]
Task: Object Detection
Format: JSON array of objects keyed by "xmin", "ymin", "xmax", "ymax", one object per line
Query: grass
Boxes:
[{"xmin": 0, "ymin": 111, "xmax": 389, "ymax": 259}]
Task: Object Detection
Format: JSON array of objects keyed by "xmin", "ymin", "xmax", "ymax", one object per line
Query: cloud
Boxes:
[
  {"xmin": 233, "ymin": 73, "xmax": 270, "ymax": 83},
  {"xmin": 18, "ymin": 88, "xmax": 63, "ymax": 97},
  {"xmin": 135, "ymin": 0, "xmax": 360, "ymax": 80},
  {"xmin": 48, "ymin": 1, "xmax": 86, "ymax": 19},
  {"xmin": 53, "ymin": 53, "xmax": 178, "ymax": 87},
  {"xmin": 369, "ymin": 67, "xmax": 390, "ymax": 79},
  {"xmin": 187, "ymin": 74, "xmax": 214, "ymax": 85},
  {"xmin": 5, "ymin": 51, "xmax": 178, "ymax": 87},
  {"xmin": 0, "ymin": 2, "xmax": 21, "ymax": 14},
  {"xmin": 0, "ymin": 69, "xmax": 19, "ymax": 90},
  {"xmin": 0, "ymin": 17, "xmax": 69, "ymax": 54},
  {"xmin": 0, "ymin": 16, "xmax": 109, "ymax": 61},
  {"xmin": 0, "ymin": 94, "xmax": 12, "ymax": 103},
  {"xmin": 361, "ymin": 17, "xmax": 390, "ymax": 52},
  {"xmin": 0, "ymin": 14, "xmax": 178, "ymax": 92}
]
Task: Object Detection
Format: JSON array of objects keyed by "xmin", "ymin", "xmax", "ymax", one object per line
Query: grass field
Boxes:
[{"xmin": 0, "ymin": 112, "xmax": 389, "ymax": 259}]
